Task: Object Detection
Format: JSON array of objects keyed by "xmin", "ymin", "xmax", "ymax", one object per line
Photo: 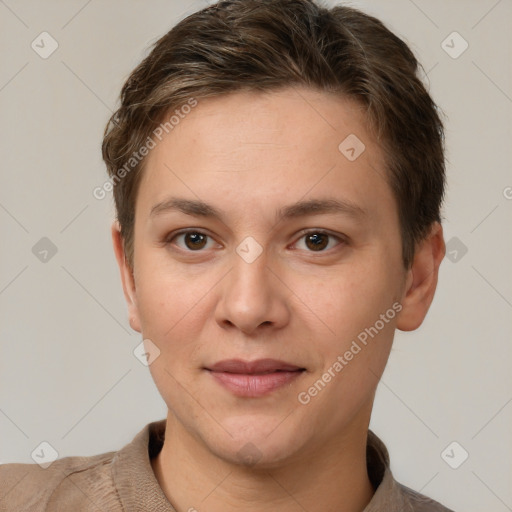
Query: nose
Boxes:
[{"xmin": 214, "ymin": 247, "xmax": 290, "ymax": 336}]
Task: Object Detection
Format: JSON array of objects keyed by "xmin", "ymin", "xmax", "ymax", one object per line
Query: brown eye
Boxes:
[
  {"xmin": 304, "ymin": 232, "xmax": 329, "ymax": 251},
  {"xmin": 169, "ymin": 230, "xmax": 215, "ymax": 251},
  {"xmin": 183, "ymin": 232, "xmax": 208, "ymax": 250},
  {"xmin": 294, "ymin": 230, "xmax": 344, "ymax": 253}
]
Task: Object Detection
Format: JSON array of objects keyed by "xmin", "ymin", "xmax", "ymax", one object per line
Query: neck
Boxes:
[{"xmin": 151, "ymin": 413, "xmax": 375, "ymax": 512}]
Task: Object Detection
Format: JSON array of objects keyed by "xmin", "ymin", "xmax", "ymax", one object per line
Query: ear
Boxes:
[
  {"xmin": 396, "ymin": 222, "xmax": 445, "ymax": 332},
  {"xmin": 111, "ymin": 221, "xmax": 142, "ymax": 333}
]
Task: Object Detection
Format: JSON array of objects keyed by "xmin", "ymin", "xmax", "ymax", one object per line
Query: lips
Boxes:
[
  {"xmin": 208, "ymin": 358, "xmax": 304, "ymax": 374},
  {"xmin": 206, "ymin": 359, "xmax": 305, "ymax": 397}
]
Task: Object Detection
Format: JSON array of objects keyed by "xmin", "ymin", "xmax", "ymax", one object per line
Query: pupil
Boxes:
[
  {"xmin": 186, "ymin": 233, "xmax": 206, "ymax": 250},
  {"xmin": 307, "ymin": 233, "xmax": 328, "ymax": 251}
]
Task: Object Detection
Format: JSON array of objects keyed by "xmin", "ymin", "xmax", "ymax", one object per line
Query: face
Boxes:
[{"xmin": 114, "ymin": 87, "xmax": 437, "ymax": 467}]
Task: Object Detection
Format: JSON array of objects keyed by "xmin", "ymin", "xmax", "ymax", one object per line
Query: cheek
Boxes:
[
  {"xmin": 134, "ymin": 261, "xmax": 208, "ymax": 356},
  {"xmin": 306, "ymin": 260, "xmax": 400, "ymax": 348},
  {"xmin": 134, "ymin": 269, "xmax": 208, "ymax": 409},
  {"xmin": 299, "ymin": 272, "xmax": 397, "ymax": 430}
]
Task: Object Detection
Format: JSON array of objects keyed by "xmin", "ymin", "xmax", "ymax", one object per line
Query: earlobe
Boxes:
[
  {"xmin": 111, "ymin": 221, "xmax": 142, "ymax": 333},
  {"xmin": 396, "ymin": 222, "xmax": 445, "ymax": 332}
]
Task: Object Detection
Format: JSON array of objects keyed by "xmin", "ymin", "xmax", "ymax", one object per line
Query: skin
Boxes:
[{"xmin": 112, "ymin": 86, "xmax": 445, "ymax": 512}]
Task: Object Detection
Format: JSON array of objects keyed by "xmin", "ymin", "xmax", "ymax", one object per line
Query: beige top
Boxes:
[{"xmin": 0, "ymin": 419, "xmax": 454, "ymax": 511}]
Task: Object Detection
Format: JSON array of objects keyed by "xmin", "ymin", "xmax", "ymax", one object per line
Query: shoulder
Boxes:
[
  {"xmin": 0, "ymin": 451, "xmax": 122, "ymax": 512},
  {"xmin": 399, "ymin": 482, "xmax": 456, "ymax": 512}
]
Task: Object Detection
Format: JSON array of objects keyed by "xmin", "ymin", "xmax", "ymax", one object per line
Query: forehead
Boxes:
[{"xmin": 137, "ymin": 87, "xmax": 395, "ymax": 226}]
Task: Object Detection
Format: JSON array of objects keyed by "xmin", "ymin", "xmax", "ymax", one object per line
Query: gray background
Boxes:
[{"xmin": 1, "ymin": 1, "xmax": 511, "ymax": 510}]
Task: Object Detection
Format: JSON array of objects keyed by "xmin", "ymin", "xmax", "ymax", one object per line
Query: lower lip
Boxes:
[{"xmin": 208, "ymin": 370, "xmax": 303, "ymax": 397}]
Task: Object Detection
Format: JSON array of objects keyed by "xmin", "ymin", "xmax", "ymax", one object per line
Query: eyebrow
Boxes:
[{"xmin": 150, "ymin": 197, "xmax": 367, "ymax": 223}]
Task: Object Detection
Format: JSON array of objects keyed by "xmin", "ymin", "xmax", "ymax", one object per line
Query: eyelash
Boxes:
[{"xmin": 165, "ymin": 229, "xmax": 347, "ymax": 254}]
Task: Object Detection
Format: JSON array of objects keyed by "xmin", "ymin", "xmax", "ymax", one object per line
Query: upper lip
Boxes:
[{"xmin": 207, "ymin": 359, "xmax": 304, "ymax": 374}]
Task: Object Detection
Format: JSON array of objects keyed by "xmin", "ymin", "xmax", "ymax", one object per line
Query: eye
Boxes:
[
  {"xmin": 168, "ymin": 230, "xmax": 217, "ymax": 251},
  {"xmin": 166, "ymin": 229, "xmax": 346, "ymax": 253},
  {"xmin": 293, "ymin": 230, "xmax": 345, "ymax": 252}
]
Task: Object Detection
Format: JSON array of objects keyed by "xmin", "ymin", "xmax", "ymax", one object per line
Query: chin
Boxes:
[
  {"xmin": 203, "ymin": 415, "xmax": 313, "ymax": 469},
  {"xmin": 215, "ymin": 437, "xmax": 301, "ymax": 470}
]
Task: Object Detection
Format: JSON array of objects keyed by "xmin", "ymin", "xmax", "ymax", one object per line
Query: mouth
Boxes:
[{"xmin": 205, "ymin": 359, "xmax": 306, "ymax": 398}]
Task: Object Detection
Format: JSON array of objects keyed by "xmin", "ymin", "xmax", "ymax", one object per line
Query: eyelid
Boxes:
[
  {"xmin": 293, "ymin": 228, "xmax": 346, "ymax": 242},
  {"xmin": 165, "ymin": 228, "xmax": 219, "ymax": 250},
  {"xmin": 290, "ymin": 228, "xmax": 347, "ymax": 251}
]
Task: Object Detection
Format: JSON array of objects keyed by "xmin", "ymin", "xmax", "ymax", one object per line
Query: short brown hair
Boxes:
[{"xmin": 102, "ymin": 0, "xmax": 445, "ymax": 269}]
